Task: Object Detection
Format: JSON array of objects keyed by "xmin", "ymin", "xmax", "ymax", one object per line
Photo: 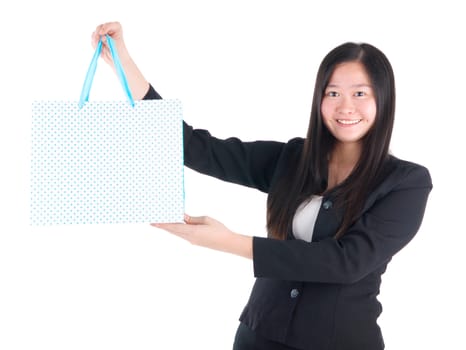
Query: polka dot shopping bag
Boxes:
[{"xmin": 30, "ymin": 36, "xmax": 184, "ymax": 225}]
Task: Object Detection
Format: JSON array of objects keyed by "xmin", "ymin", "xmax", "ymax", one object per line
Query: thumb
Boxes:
[{"xmin": 184, "ymin": 214, "xmax": 209, "ymax": 225}]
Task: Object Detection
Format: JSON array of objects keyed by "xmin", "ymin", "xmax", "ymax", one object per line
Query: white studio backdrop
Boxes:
[{"xmin": 1, "ymin": 0, "xmax": 464, "ymax": 349}]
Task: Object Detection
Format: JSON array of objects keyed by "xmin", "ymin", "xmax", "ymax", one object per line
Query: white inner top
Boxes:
[{"xmin": 292, "ymin": 196, "xmax": 323, "ymax": 242}]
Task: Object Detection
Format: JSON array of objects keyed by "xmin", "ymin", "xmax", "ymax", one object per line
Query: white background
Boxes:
[{"xmin": 1, "ymin": 0, "xmax": 465, "ymax": 349}]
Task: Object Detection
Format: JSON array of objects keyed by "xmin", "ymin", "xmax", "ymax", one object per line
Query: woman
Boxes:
[{"xmin": 92, "ymin": 22, "xmax": 432, "ymax": 350}]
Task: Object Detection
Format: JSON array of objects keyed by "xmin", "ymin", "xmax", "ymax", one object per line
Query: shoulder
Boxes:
[
  {"xmin": 276, "ymin": 137, "xmax": 305, "ymax": 164},
  {"xmin": 360, "ymin": 155, "xmax": 433, "ymax": 218},
  {"xmin": 376, "ymin": 155, "xmax": 433, "ymax": 194},
  {"xmin": 387, "ymin": 155, "xmax": 432, "ymax": 184},
  {"xmin": 260, "ymin": 137, "xmax": 304, "ymax": 188}
]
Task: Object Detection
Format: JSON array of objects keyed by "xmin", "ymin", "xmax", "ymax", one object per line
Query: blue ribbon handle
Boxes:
[{"xmin": 79, "ymin": 35, "xmax": 135, "ymax": 108}]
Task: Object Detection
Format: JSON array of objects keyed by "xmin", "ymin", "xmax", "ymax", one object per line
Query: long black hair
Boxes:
[{"xmin": 267, "ymin": 42, "xmax": 396, "ymax": 240}]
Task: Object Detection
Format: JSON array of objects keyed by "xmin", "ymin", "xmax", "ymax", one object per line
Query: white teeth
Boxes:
[{"xmin": 337, "ymin": 119, "xmax": 361, "ymax": 125}]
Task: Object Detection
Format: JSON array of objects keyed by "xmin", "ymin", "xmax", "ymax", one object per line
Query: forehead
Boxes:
[{"xmin": 327, "ymin": 61, "xmax": 371, "ymax": 87}]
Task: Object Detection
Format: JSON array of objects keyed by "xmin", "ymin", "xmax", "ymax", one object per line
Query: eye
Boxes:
[
  {"xmin": 326, "ymin": 91, "xmax": 339, "ymax": 97},
  {"xmin": 354, "ymin": 91, "xmax": 366, "ymax": 97}
]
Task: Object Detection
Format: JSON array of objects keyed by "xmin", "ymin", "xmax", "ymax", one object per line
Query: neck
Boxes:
[
  {"xmin": 327, "ymin": 142, "xmax": 362, "ymax": 189},
  {"xmin": 330, "ymin": 141, "xmax": 361, "ymax": 167}
]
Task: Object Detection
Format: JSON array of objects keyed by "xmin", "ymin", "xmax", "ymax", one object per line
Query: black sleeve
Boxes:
[
  {"xmin": 142, "ymin": 85, "xmax": 287, "ymax": 192},
  {"xmin": 252, "ymin": 165, "xmax": 433, "ymax": 283},
  {"xmin": 183, "ymin": 124, "xmax": 286, "ymax": 193},
  {"xmin": 143, "ymin": 84, "xmax": 163, "ymax": 100}
]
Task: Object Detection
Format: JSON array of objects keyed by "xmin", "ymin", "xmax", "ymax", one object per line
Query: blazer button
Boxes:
[
  {"xmin": 290, "ymin": 289, "xmax": 299, "ymax": 298},
  {"xmin": 322, "ymin": 200, "xmax": 333, "ymax": 210}
]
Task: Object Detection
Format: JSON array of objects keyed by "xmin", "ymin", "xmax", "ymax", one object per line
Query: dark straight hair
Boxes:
[{"xmin": 266, "ymin": 42, "xmax": 396, "ymax": 240}]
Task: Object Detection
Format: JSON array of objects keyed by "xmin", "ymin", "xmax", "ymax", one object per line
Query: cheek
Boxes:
[
  {"xmin": 357, "ymin": 99, "xmax": 376, "ymax": 123},
  {"xmin": 320, "ymin": 99, "xmax": 338, "ymax": 132},
  {"xmin": 320, "ymin": 100, "xmax": 332, "ymax": 121},
  {"xmin": 365, "ymin": 102, "xmax": 377, "ymax": 124}
]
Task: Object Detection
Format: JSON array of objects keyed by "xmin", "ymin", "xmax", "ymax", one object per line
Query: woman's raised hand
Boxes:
[
  {"xmin": 91, "ymin": 22, "xmax": 128, "ymax": 68},
  {"xmin": 90, "ymin": 21, "xmax": 149, "ymax": 100}
]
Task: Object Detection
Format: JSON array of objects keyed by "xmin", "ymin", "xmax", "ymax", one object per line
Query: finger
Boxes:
[
  {"xmin": 184, "ymin": 215, "xmax": 209, "ymax": 225},
  {"xmin": 98, "ymin": 21, "xmax": 122, "ymax": 38},
  {"xmin": 97, "ymin": 23, "xmax": 112, "ymax": 36},
  {"xmin": 91, "ymin": 30, "xmax": 100, "ymax": 49},
  {"xmin": 152, "ymin": 223, "xmax": 197, "ymax": 244},
  {"xmin": 101, "ymin": 46, "xmax": 112, "ymax": 62},
  {"xmin": 94, "ymin": 24, "xmax": 103, "ymax": 33},
  {"xmin": 151, "ymin": 222, "xmax": 190, "ymax": 234}
]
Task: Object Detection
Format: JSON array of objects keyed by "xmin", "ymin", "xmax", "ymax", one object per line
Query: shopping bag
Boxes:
[{"xmin": 30, "ymin": 36, "xmax": 184, "ymax": 225}]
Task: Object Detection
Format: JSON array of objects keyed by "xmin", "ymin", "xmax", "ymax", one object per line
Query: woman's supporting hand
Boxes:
[
  {"xmin": 91, "ymin": 22, "xmax": 149, "ymax": 100},
  {"xmin": 152, "ymin": 215, "xmax": 253, "ymax": 260}
]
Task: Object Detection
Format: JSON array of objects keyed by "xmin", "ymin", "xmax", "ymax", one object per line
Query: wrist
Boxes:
[
  {"xmin": 114, "ymin": 41, "xmax": 131, "ymax": 62},
  {"xmin": 228, "ymin": 232, "xmax": 253, "ymax": 260}
]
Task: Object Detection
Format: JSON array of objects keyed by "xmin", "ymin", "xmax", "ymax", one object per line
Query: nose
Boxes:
[{"xmin": 337, "ymin": 96, "xmax": 355, "ymax": 115}]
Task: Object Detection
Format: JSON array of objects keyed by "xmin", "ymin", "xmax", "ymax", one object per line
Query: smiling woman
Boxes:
[
  {"xmin": 321, "ymin": 61, "xmax": 378, "ymax": 189},
  {"xmin": 91, "ymin": 22, "xmax": 432, "ymax": 350},
  {"xmin": 322, "ymin": 62, "xmax": 377, "ymax": 144}
]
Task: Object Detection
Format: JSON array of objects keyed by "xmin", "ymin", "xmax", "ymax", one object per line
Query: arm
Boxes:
[
  {"xmin": 92, "ymin": 22, "xmax": 149, "ymax": 100},
  {"xmin": 152, "ymin": 215, "xmax": 253, "ymax": 259},
  {"xmin": 92, "ymin": 22, "xmax": 285, "ymax": 191},
  {"xmin": 253, "ymin": 165, "xmax": 433, "ymax": 283},
  {"xmin": 93, "ymin": 22, "xmax": 290, "ymax": 192},
  {"xmin": 156, "ymin": 164, "xmax": 432, "ymax": 284},
  {"xmin": 182, "ymin": 125, "xmax": 287, "ymax": 192}
]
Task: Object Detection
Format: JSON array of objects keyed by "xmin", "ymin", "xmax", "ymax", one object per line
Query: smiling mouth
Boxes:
[{"xmin": 337, "ymin": 119, "xmax": 361, "ymax": 125}]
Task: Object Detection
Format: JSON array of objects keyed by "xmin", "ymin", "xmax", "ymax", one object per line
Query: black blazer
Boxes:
[{"xmin": 144, "ymin": 86, "xmax": 433, "ymax": 350}]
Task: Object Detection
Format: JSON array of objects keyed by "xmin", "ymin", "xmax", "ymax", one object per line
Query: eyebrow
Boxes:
[{"xmin": 326, "ymin": 83, "xmax": 372, "ymax": 88}]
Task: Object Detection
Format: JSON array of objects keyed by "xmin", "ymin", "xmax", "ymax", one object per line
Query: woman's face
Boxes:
[{"xmin": 321, "ymin": 61, "xmax": 376, "ymax": 146}]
